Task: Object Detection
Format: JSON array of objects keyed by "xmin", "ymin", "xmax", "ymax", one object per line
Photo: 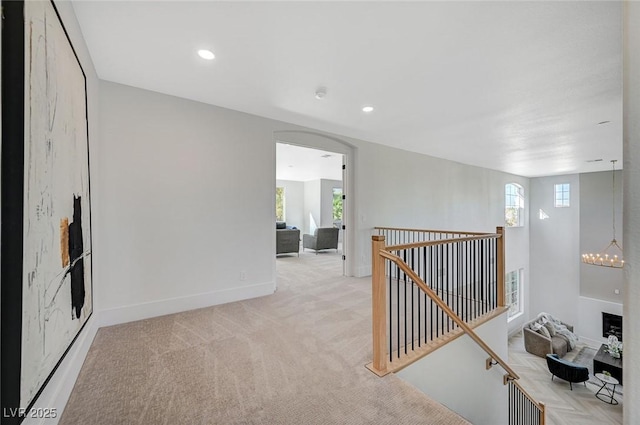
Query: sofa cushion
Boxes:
[{"xmin": 551, "ymin": 336, "xmax": 568, "ymax": 358}]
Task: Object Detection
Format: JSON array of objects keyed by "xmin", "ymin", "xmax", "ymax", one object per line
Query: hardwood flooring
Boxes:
[{"xmin": 508, "ymin": 332, "xmax": 622, "ymax": 425}]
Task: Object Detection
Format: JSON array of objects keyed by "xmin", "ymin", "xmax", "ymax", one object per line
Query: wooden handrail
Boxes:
[
  {"xmin": 374, "ymin": 226, "xmax": 491, "ymax": 236},
  {"xmin": 384, "ymin": 233, "xmax": 501, "ymax": 253},
  {"xmin": 378, "ymin": 249, "xmax": 520, "ymax": 381}
]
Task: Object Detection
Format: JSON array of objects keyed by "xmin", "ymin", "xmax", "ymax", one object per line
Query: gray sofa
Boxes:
[
  {"xmin": 276, "ymin": 222, "xmax": 300, "ymax": 256},
  {"xmin": 303, "ymin": 227, "xmax": 339, "ymax": 254},
  {"xmin": 523, "ymin": 313, "xmax": 575, "ymax": 358}
]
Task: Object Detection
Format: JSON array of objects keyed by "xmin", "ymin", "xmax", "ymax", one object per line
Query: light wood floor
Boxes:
[{"xmin": 508, "ymin": 332, "xmax": 622, "ymax": 425}]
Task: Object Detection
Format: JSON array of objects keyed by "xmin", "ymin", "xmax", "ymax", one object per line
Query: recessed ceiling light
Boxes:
[
  {"xmin": 586, "ymin": 159, "xmax": 604, "ymax": 163},
  {"xmin": 320, "ymin": 154, "xmax": 332, "ymax": 158},
  {"xmin": 197, "ymin": 49, "xmax": 215, "ymax": 60},
  {"xmin": 362, "ymin": 106, "xmax": 374, "ymax": 113},
  {"xmin": 315, "ymin": 87, "xmax": 327, "ymax": 100},
  {"xmin": 598, "ymin": 121, "xmax": 611, "ymax": 125}
]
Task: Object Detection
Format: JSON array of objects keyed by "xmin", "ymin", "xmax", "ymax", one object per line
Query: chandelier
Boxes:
[{"xmin": 581, "ymin": 160, "xmax": 624, "ymax": 268}]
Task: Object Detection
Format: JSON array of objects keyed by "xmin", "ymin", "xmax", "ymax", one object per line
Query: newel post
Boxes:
[
  {"xmin": 496, "ymin": 226, "xmax": 505, "ymax": 307},
  {"xmin": 372, "ymin": 235, "xmax": 387, "ymax": 374}
]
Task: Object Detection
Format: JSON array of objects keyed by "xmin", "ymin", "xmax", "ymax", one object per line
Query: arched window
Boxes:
[{"xmin": 505, "ymin": 183, "xmax": 524, "ymax": 227}]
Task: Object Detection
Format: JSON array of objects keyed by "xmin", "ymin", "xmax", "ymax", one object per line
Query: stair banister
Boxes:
[{"xmin": 377, "ymin": 248, "xmax": 519, "ymax": 380}]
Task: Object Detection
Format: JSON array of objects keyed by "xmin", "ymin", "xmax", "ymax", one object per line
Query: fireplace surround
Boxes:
[{"xmin": 602, "ymin": 312, "xmax": 622, "ymax": 341}]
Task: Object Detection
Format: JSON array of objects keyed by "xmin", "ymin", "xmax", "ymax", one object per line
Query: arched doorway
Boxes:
[{"xmin": 273, "ymin": 131, "xmax": 355, "ymax": 281}]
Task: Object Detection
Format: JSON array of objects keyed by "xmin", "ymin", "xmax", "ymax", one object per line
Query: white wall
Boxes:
[
  {"xmin": 529, "ymin": 174, "xmax": 581, "ymax": 327},
  {"xmin": 623, "ymin": 2, "xmax": 640, "ymax": 422},
  {"xmin": 397, "ymin": 315, "xmax": 509, "ymax": 425},
  {"xmin": 303, "ymin": 179, "xmax": 321, "ymax": 234},
  {"xmin": 98, "ymin": 81, "xmax": 278, "ymax": 321},
  {"xmin": 276, "ymin": 179, "xmax": 304, "ymax": 229},
  {"xmin": 578, "ymin": 296, "xmax": 623, "ymax": 348}
]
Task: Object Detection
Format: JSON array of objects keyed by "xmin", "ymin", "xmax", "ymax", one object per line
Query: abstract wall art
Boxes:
[{"xmin": 1, "ymin": 1, "xmax": 93, "ymax": 422}]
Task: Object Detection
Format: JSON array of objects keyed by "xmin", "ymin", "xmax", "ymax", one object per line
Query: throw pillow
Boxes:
[
  {"xmin": 544, "ymin": 321, "xmax": 557, "ymax": 336},
  {"xmin": 537, "ymin": 325, "xmax": 551, "ymax": 338},
  {"xmin": 530, "ymin": 322, "xmax": 542, "ymax": 331}
]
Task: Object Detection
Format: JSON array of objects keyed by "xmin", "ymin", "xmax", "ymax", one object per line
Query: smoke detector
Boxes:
[{"xmin": 315, "ymin": 87, "xmax": 327, "ymax": 100}]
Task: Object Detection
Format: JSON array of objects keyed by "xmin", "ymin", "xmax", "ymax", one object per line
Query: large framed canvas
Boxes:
[{"xmin": 1, "ymin": 1, "xmax": 93, "ymax": 422}]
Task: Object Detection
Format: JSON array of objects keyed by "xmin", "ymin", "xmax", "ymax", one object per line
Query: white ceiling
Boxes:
[
  {"xmin": 276, "ymin": 143, "xmax": 343, "ymax": 182},
  {"xmin": 72, "ymin": 1, "xmax": 623, "ymax": 178}
]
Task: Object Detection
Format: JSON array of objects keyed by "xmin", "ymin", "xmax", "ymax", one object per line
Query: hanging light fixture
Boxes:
[{"xmin": 581, "ymin": 160, "xmax": 624, "ymax": 268}]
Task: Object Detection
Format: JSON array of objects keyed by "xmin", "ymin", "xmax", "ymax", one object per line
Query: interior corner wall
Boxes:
[
  {"xmin": 276, "ymin": 179, "xmax": 304, "ymax": 230},
  {"xmin": 529, "ymin": 174, "xmax": 580, "ymax": 327},
  {"xmin": 579, "ymin": 170, "xmax": 624, "ymax": 303},
  {"xmin": 303, "ymin": 180, "xmax": 321, "ymax": 234},
  {"xmin": 320, "ymin": 179, "xmax": 342, "ymax": 228}
]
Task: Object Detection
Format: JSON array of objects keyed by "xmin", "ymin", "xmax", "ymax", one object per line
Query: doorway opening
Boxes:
[{"xmin": 275, "ymin": 142, "xmax": 346, "ymax": 280}]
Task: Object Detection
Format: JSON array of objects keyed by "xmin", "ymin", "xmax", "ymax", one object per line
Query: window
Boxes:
[
  {"xmin": 505, "ymin": 269, "xmax": 523, "ymax": 321},
  {"xmin": 332, "ymin": 188, "xmax": 343, "ymax": 221},
  {"xmin": 554, "ymin": 183, "xmax": 570, "ymax": 207},
  {"xmin": 505, "ymin": 183, "xmax": 524, "ymax": 227},
  {"xmin": 275, "ymin": 187, "xmax": 285, "ymax": 221}
]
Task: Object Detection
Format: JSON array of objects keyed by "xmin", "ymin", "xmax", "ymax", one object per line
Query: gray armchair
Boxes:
[
  {"xmin": 546, "ymin": 354, "xmax": 589, "ymax": 390},
  {"xmin": 276, "ymin": 222, "xmax": 300, "ymax": 256},
  {"xmin": 303, "ymin": 227, "xmax": 339, "ymax": 254}
]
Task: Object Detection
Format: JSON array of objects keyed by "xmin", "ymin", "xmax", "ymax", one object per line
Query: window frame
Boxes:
[
  {"xmin": 505, "ymin": 183, "xmax": 524, "ymax": 227},
  {"xmin": 554, "ymin": 183, "xmax": 570, "ymax": 208},
  {"xmin": 275, "ymin": 186, "xmax": 285, "ymax": 222},
  {"xmin": 505, "ymin": 269, "xmax": 523, "ymax": 322},
  {"xmin": 332, "ymin": 187, "xmax": 343, "ymax": 222}
]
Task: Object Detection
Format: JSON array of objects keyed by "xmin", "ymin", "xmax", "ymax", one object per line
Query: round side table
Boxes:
[{"xmin": 595, "ymin": 373, "xmax": 619, "ymax": 405}]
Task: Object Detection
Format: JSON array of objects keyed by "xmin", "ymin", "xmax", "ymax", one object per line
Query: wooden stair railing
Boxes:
[
  {"xmin": 370, "ymin": 245, "xmax": 518, "ymax": 380},
  {"xmin": 368, "ymin": 227, "xmax": 545, "ymax": 425},
  {"xmin": 508, "ymin": 379, "xmax": 546, "ymax": 425}
]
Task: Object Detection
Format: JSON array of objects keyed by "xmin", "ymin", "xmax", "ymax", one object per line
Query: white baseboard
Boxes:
[
  {"xmin": 24, "ymin": 317, "xmax": 99, "ymax": 425},
  {"xmin": 579, "ymin": 335, "xmax": 606, "ymax": 350},
  {"xmin": 99, "ymin": 281, "xmax": 275, "ymax": 327},
  {"xmin": 355, "ymin": 265, "xmax": 372, "ymax": 278}
]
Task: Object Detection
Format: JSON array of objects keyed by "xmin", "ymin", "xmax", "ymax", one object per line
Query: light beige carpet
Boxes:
[{"xmin": 60, "ymin": 249, "xmax": 469, "ymax": 424}]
